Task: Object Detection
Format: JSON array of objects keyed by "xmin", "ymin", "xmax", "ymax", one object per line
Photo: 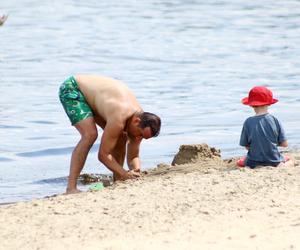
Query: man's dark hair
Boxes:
[{"xmin": 138, "ymin": 112, "xmax": 161, "ymax": 137}]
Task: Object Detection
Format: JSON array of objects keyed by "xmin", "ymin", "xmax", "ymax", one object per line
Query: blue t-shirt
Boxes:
[{"xmin": 239, "ymin": 113, "xmax": 286, "ymax": 168}]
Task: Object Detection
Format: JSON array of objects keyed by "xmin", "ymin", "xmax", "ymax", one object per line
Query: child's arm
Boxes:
[
  {"xmin": 279, "ymin": 140, "xmax": 288, "ymax": 147},
  {"xmin": 277, "ymin": 118, "xmax": 287, "ymax": 147},
  {"xmin": 240, "ymin": 121, "xmax": 249, "ymax": 150}
]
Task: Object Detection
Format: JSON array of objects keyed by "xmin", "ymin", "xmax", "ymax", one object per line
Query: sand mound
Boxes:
[
  {"xmin": 1, "ymin": 148, "xmax": 300, "ymax": 250},
  {"xmin": 171, "ymin": 143, "xmax": 221, "ymax": 165}
]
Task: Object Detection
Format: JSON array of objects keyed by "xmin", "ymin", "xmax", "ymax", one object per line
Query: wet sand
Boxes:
[{"xmin": 0, "ymin": 144, "xmax": 299, "ymax": 250}]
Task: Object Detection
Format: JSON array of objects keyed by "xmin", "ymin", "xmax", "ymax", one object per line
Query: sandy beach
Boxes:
[{"xmin": 0, "ymin": 144, "xmax": 300, "ymax": 250}]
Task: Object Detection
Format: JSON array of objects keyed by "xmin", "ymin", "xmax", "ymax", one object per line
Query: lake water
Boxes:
[{"xmin": 1, "ymin": 0, "xmax": 300, "ymax": 203}]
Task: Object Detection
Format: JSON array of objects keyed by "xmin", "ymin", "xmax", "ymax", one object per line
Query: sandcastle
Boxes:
[{"xmin": 171, "ymin": 143, "xmax": 221, "ymax": 165}]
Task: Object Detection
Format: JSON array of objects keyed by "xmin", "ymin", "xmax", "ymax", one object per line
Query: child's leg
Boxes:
[
  {"xmin": 278, "ymin": 154, "xmax": 295, "ymax": 167},
  {"xmin": 236, "ymin": 156, "xmax": 246, "ymax": 167},
  {"xmin": 284, "ymin": 154, "xmax": 295, "ymax": 167}
]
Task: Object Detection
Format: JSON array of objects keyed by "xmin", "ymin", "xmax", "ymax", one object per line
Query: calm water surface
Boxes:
[{"xmin": 1, "ymin": 0, "xmax": 300, "ymax": 203}]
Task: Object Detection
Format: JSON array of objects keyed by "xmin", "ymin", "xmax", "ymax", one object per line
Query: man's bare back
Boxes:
[{"xmin": 75, "ymin": 75, "xmax": 142, "ymax": 126}]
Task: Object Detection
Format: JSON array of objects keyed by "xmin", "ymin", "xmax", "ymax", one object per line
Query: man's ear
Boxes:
[
  {"xmin": 133, "ymin": 116, "xmax": 141, "ymax": 125},
  {"xmin": 133, "ymin": 117, "xmax": 141, "ymax": 125}
]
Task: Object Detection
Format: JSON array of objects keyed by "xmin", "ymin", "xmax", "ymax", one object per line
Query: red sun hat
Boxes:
[{"xmin": 242, "ymin": 86, "xmax": 278, "ymax": 106}]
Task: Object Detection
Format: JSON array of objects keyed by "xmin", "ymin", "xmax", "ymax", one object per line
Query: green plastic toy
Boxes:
[{"xmin": 89, "ymin": 182, "xmax": 104, "ymax": 191}]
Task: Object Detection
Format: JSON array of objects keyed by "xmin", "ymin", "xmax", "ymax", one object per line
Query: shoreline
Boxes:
[{"xmin": 1, "ymin": 145, "xmax": 299, "ymax": 249}]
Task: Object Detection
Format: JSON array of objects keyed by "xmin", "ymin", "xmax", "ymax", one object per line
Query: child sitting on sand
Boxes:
[{"xmin": 238, "ymin": 86, "xmax": 294, "ymax": 168}]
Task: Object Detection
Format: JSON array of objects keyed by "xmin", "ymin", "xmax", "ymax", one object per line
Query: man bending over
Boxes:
[{"xmin": 59, "ymin": 75, "xmax": 161, "ymax": 194}]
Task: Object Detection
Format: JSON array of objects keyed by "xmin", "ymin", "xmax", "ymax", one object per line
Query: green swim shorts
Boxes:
[{"xmin": 59, "ymin": 76, "xmax": 93, "ymax": 125}]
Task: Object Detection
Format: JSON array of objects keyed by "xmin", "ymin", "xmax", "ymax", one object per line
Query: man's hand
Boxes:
[
  {"xmin": 116, "ymin": 170, "xmax": 140, "ymax": 181},
  {"xmin": 125, "ymin": 170, "xmax": 140, "ymax": 179}
]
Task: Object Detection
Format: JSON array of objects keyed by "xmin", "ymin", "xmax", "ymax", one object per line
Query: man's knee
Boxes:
[{"xmin": 82, "ymin": 129, "xmax": 98, "ymax": 145}]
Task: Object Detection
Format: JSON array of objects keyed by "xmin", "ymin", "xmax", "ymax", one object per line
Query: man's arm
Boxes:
[
  {"xmin": 127, "ymin": 138, "xmax": 142, "ymax": 171},
  {"xmin": 98, "ymin": 121, "xmax": 138, "ymax": 179}
]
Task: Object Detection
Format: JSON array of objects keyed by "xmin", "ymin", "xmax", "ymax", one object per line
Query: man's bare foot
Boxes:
[{"xmin": 65, "ymin": 188, "xmax": 82, "ymax": 195}]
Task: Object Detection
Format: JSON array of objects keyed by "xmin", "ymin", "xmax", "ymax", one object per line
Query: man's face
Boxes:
[
  {"xmin": 140, "ymin": 127, "xmax": 152, "ymax": 139},
  {"xmin": 128, "ymin": 118, "xmax": 152, "ymax": 140},
  {"xmin": 129, "ymin": 126, "xmax": 152, "ymax": 140}
]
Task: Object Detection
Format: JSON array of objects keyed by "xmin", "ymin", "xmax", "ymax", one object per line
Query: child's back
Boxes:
[
  {"xmin": 238, "ymin": 86, "xmax": 294, "ymax": 168},
  {"xmin": 240, "ymin": 113, "xmax": 285, "ymax": 168}
]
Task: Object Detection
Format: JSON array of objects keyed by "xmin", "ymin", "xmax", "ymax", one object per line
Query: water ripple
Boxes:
[
  {"xmin": 0, "ymin": 157, "xmax": 14, "ymax": 162},
  {"xmin": 16, "ymin": 147, "xmax": 74, "ymax": 157}
]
